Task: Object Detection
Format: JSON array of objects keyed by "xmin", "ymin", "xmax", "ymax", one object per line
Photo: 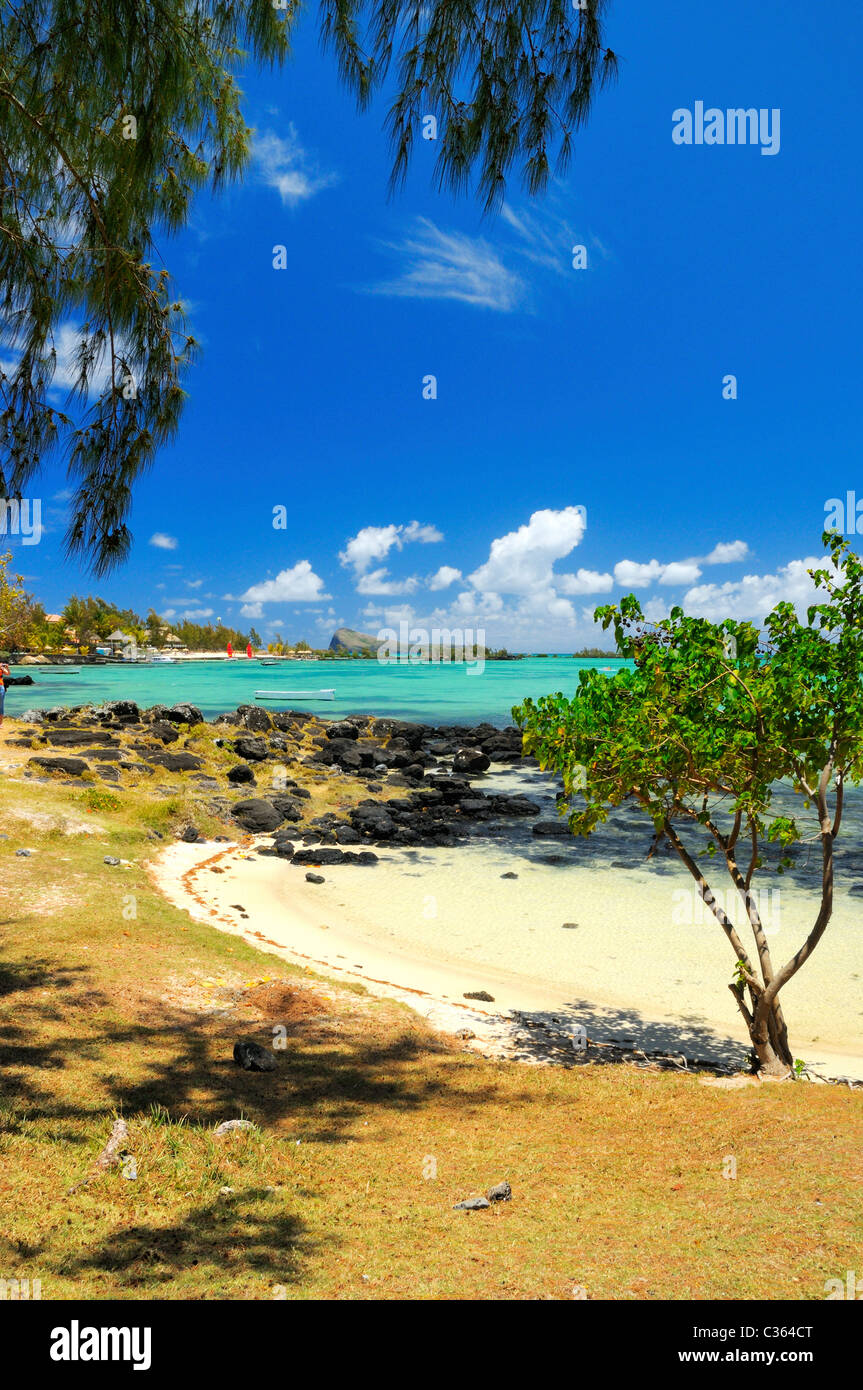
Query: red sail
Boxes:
[
  {"xmin": 246, "ymin": 643, "xmax": 253, "ymax": 658},
  {"xmin": 226, "ymin": 642, "xmax": 233, "ymax": 658}
]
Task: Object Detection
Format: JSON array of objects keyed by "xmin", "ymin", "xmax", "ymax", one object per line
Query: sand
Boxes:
[{"xmin": 151, "ymin": 828, "xmax": 863, "ymax": 1082}]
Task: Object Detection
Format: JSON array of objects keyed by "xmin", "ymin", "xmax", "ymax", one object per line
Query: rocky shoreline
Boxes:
[{"xmin": 11, "ymin": 698, "xmax": 555, "ymax": 860}]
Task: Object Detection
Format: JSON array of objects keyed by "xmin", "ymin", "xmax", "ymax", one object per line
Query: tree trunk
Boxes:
[{"xmin": 751, "ymin": 997, "xmax": 794, "ymax": 1076}]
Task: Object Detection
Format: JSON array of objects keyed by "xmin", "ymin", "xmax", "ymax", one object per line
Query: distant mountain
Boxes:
[{"xmin": 328, "ymin": 626, "xmax": 381, "ymax": 655}]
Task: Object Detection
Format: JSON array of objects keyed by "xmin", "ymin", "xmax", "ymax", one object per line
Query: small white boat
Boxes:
[
  {"xmin": 258, "ymin": 657, "xmax": 281, "ymax": 666},
  {"xmin": 151, "ymin": 654, "xmax": 176, "ymax": 665},
  {"xmin": 254, "ymin": 688, "xmax": 336, "ymax": 702}
]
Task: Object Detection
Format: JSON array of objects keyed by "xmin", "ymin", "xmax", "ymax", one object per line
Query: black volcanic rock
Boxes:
[
  {"xmin": 227, "ymin": 764, "xmax": 256, "ymax": 784},
  {"xmin": 231, "ymin": 799, "xmax": 285, "ymax": 832},
  {"xmin": 531, "ymin": 820, "xmax": 572, "ymax": 838},
  {"xmin": 292, "ymin": 847, "xmax": 347, "ymax": 866},
  {"xmin": 235, "ymin": 705, "xmax": 274, "ymax": 733},
  {"xmin": 148, "ymin": 751, "xmax": 203, "ymax": 773},
  {"xmin": 325, "ymin": 720, "xmax": 360, "ymax": 740},
  {"xmin": 233, "ymin": 735, "xmax": 269, "ymax": 762},
  {"xmin": 149, "ymin": 720, "xmax": 180, "ymax": 744},
  {"xmin": 29, "ymin": 756, "xmax": 89, "ymax": 776},
  {"xmin": 100, "ymin": 700, "xmax": 140, "ymax": 722},
  {"xmin": 43, "ymin": 729, "xmax": 117, "ymax": 747},
  {"xmin": 452, "ymin": 747, "xmax": 491, "ymax": 774}
]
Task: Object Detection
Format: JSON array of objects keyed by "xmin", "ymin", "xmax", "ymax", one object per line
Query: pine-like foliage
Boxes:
[
  {"xmin": 1, "ymin": 1, "xmax": 615, "ymax": 575},
  {"xmin": 321, "ymin": 0, "xmax": 617, "ymax": 208}
]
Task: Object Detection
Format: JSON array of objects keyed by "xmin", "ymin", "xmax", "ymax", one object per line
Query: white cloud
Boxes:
[
  {"xmin": 428, "ymin": 565, "xmax": 463, "ymax": 590},
  {"xmin": 340, "ymin": 521, "xmax": 443, "ymax": 576},
  {"xmin": 369, "ymin": 218, "xmax": 526, "ymax": 311},
  {"xmin": 149, "ymin": 533, "xmax": 178, "ymax": 551},
  {"xmin": 185, "ymin": 578, "xmax": 204, "ymax": 589},
  {"xmin": 614, "ymin": 559, "xmax": 663, "ymax": 587},
  {"xmin": 361, "ymin": 602, "xmax": 418, "ymax": 626},
  {"xmin": 681, "ymin": 558, "xmax": 824, "ymax": 622},
  {"xmin": 239, "ymin": 561, "xmax": 330, "ymax": 609},
  {"xmin": 469, "ymin": 507, "xmax": 587, "ymax": 595},
  {"xmin": 658, "ymin": 560, "xmax": 703, "ymax": 586},
  {"xmin": 615, "ymin": 542, "xmax": 748, "ymax": 589},
  {"xmin": 254, "ymin": 128, "xmax": 337, "ymax": 206},
  {"xmin": 557, "ymin": 568, "xmax": 614, "ymax": 595},
  {"xmin": 161, "ymin": 607, "xmax": 214, "ymax": 621},
  {"xmin": 705, "ymin": 540, "xmax": 750, "ymax": 564},
  {"xmin": 356, "ymin": 568, "xmax": 419, "ymax": 596},
  {"xmin": 402, "ymin": 521, "xmax": 442, "ymax": 545}
]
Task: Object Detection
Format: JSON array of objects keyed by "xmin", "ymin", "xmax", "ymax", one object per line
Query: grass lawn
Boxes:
[{"xmin": 1, "ymin": 743, "xmax": 860, "ymax": 1301}]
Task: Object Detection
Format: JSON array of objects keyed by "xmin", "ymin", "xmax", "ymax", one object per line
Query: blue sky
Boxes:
[{"xmin": 15, "ymin": 0, "xmax": 863, "ymax": 649}]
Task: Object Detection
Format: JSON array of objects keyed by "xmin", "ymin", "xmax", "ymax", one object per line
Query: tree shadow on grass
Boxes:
[
  {"xmin": 0, "ymin": 954, "xmax": 450, "ymax": 1291},
  {"xmin": 0, "ymin": 958, "xmax": 107, "ymax": 1110},
  {"xmin": 0, "ymin": 952, "xmax": 449, "ymax": 1137},
  {"xmin": 66, "ymin": 1191, "xmax": 313, "ymax": 1293}
]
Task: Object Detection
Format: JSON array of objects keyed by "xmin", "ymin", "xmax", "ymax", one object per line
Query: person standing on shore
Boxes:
[{"xmin": 0, "ymin": 661, "xmax": 9, "ymax": 727}]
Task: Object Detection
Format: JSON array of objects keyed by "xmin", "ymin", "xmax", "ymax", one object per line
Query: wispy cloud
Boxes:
[
  {"xmin": 149, "ymin": 533, "xmax": 178, "ymax": 551},
  {"xmin": 254, "ymin": 127, "xmax": 337, "ymax": 207},
  {"xmin": 500, "ymin": 204, "xmax": 569, "ymax": 276},
  {"xmin": 368, "ymin": 219, "xmax": 526, "ymax": 312}
]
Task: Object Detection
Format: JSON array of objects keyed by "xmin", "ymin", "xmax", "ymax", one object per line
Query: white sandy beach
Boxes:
[{"xmin": 152, "ymin": 821, "xmax": 863, "ymax": 1082}]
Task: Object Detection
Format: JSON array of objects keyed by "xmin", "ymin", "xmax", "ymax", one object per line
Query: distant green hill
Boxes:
[{"xmin": 328, "ymin": 626, "xmax": 381, "ymax": 655}]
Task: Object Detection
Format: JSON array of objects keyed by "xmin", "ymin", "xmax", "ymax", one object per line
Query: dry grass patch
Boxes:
[{"xmin": 0, "ymin": 731, "xmax": 860, "ymax": 1301}]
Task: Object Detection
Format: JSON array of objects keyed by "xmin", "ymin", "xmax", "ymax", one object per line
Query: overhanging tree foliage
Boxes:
[
  {"xmin": 514, "ymin": 533, "xmax": 863, "ymax": 1077},
  {"xmin": 0, "ymin": 1, "xmax": 616, "ymax": 575}
]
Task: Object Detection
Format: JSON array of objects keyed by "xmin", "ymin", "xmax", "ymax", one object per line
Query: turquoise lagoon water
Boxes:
[{"xmin": 6, "ymin": 656, "xmax": 628, "ymax": 727}]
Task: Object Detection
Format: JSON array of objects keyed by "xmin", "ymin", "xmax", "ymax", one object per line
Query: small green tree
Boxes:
[
  {"xmin": 0, "ymin": 548, "xmax": 36, "ymax": 652},
  {"xmin": 515, "ymin": 533, "xmax": 863, "ymax": 1077},
  {"xmin": 144, "ymin": 609, "xmax": 164, "ymax": 648}
]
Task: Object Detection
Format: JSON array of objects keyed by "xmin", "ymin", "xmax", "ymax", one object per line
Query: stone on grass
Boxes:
[
  {"xmin": 148, "ymin": 751, "xmax": 203, "ymax": 773},
  {"xmin": 213, "ymin": 1119, "xmax": 258, "ymax": 1136},
  {"xmin": 227, "ymin": 764, "xmax": 256, "ymax": 785},
  {"xmin": 453, "ymin": 1197, "xmax": 491, "ymax": 1211},
  {"xmin": 29, "ymin": 756, "xmax": 89, "ymax": 776},
  {"xmin": 487, "ymin": 1181, "xmax": 512, "ymax": 1203},
  {"xmin": 165, "ymin": 703, "xmax": 203, "ymax": 725},
  {"xmin": 233, "ymin": 736, "xmax": 269, "ymax": 763},
  {"xmin": 232, "ymin": 1040, "xmax": 276, "ymax": 1072}
]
